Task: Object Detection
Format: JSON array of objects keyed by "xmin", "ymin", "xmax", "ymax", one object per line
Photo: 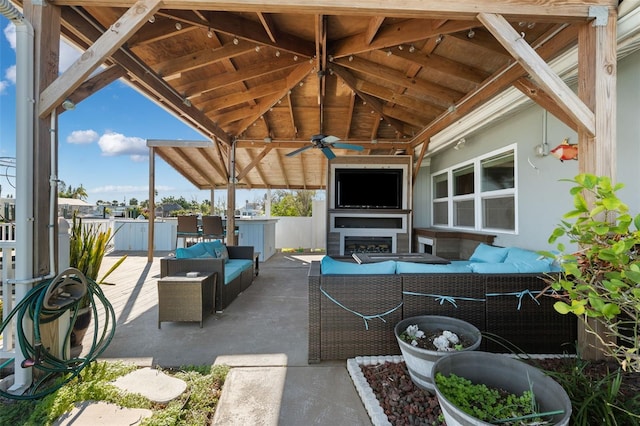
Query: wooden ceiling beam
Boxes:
[
  {"xmin": 355, "ymin": 79, "xmax": 443, "ymax": 117},
  {"xmin": 207, "ymin": 11, "xmax": 315, "ymax": 57},
  {"xmin": 58, "ymin": 64, "xmax": 126, "ymax": 114},
  {"xmin": 237, "ymin": 147, "xmax": 273, "ymax": 181},
  {"xmin": 155, "ymin": 42, "xmax": 255, "ymax": 78},
  {"xmin": 198, "ymin": 80, "xmax": 287, "ymax": 111},
  {"xmin": 181, "ymin": 55, "xmax": 301, "ymax": 99},
  {"xmin": 331, "ymin": 64, "xmax": 409, "ymax": 136},
  {"xmin": 257, "ymin": 12, "xmax": 277, "ymax": 43},
  {"xmin": 392, "ymin": 50, "xmax": 489, "ymax": 85},
  {"xmin": 333, "ymin": 56, "xmax": 463, "ymax": 109},
  {"xmin": 364, "ymin": 17, "xmax": 385, "ymax": 45},
  {"xmin": 49, "ymin": 1, "xmax": 614, "ymax": 20},
  {"xmin": 512, "ymin": 78, "xmax": 578, "ymax": 131},
  {"xmin": 331, "ymin": 19, "xmax": 477, "ymax": 58},
  {"xmin": 40, "ymin": 0, "xmax": 163, "ymax": 117},
  {"xmin": 232, "ymin": 62, "xmax": 314, "ymax": 135},
  {"xmin": 478, "ymin": 12, "xmax": 595, "ymax": 136}
]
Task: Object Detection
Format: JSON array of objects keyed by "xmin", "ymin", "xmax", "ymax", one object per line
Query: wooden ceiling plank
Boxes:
[
  {"xmin": 207, "ymin": 11, "xmax": 315, "ymax": 57},
  {"xmin": 393, "ymin": 49, "xmax": 489, "ymax": 84},
  {"xmin": 513, "ymin": 78, "xmax": 578, "ymax": 131},
  {"xmin": 199, "ymin": 80, "xmax": 287, "ymax": 111},
  {"xmin": 287, "ymin": 91, "xmax": 298, "ymax": 137},
  {"xmin": 233, "ymin": 62, "xmax": 314, "ymax": 135},
  {"xmin": 478, "ymin": 12, "xmax": 595, "ymax": 136},
  {"xmin": 331, "ymin": 19, "xmax": 477, "ymax": 58},
  {"xmin": 344, "ymin": 91, "xmax": 356, "ymax": 139},
  {"xmin": 181, "ymin": 56, "xmax": 301, "ymax": 99},
  {"xmin": 355, "ymin": 79, "xmax": 442, "ymax": 117},
  {"xmin": 275, "ymin": 151, "xmax": 291, "ymax": 188},
  {"xmin": 40, "ymin": 0, "xmax": 163, "ymax": 117},
  {"xmin": 237, "ymin": 147, "xmax": 273, "ymax": 181},
  {"xmin": 156, "ymin": 42, "xmax": 255, "ymax": 77},
  {"xmin": 199, "ymin": 148, "xmax": 229, "ymax": 182},
  {"xmin": 333, "ymin": 56, "xmax": 463, "ymax": 109},
  {"xmin": 49, "ymin": 1, "xmax": 614, "ymax": 20},
  {"xmin": 364, "ymin": 16, "xmax": 385, "ymax": 45}
]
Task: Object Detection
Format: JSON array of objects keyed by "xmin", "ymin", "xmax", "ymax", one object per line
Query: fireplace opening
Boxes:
[{"xmin": 344, "ymin": 236, "xmax": 393, "ymax": 254}]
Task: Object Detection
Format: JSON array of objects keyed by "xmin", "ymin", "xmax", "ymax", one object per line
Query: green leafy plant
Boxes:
[
  {"xmin": 541, "ymin": 174, "xmax": 640, "ymax": 372},
  {"xmin": 0, "ymin": 361, "xmax": 230, "ymax": 426},
  {"xmin": 434, "ymin": 372, "xmax": 553, "ymax": 424}
]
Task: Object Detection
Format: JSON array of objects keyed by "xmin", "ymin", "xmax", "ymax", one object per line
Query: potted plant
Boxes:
[
  {"xmin": 69, "ymin": 213, "xmax": 126, "ymax": 349},
  {"xmin": 394, "ymin": 315, "xmax": 482, "ymax": 392},
  {"xmin": 431, "ymin": 351, "xmax": 572, "ymax": 426},
  {"xmin": 540, "ymin": 174, "xmax": 640, "ymax": 372}
]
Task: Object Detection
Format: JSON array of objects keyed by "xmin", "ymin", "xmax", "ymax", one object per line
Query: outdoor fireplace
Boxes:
[{"xmin": 344, "ymin": 236, "xmax": 393, "ymax": 254}]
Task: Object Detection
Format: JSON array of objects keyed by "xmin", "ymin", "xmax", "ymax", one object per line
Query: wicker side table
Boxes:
[{"xmin": 157, "ymin": 272, "xmax": 217, "ymax": 328}]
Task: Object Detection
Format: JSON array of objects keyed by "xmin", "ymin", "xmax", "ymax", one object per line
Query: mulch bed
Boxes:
[{"xmin": 360, "ymin": 358, "xmax": 640, "ymax": 426}]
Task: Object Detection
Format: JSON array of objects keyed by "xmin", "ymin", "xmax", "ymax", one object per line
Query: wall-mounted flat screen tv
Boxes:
[{"xmin": 335, "ymin": 168, "xmax": 403, "ymax": 209}]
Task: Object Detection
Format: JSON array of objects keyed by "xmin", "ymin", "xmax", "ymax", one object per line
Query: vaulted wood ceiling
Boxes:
[{"xmin": 38, "ymin": 0, "xmax": 619, "ymax": 190}]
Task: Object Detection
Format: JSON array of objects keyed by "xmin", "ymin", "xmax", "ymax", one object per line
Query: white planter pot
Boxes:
[
  {"xmin": 432, "ymin": 351, "xmax": 572, "ymax": 426},
  {"xmin": 394, "ymin": 315, "xmax": 481, "ymax": 393}
]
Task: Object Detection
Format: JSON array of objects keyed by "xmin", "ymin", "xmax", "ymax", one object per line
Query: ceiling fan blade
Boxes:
[
  {"xmin": 321, "ymin": 146, "xmax": 336, "ymax": 159},
  {"xmin": 286, "ymin": 145, "xmax": 314, "ymax": 157},
  {"xmin": 332, "ymin": 142, "xmax": 364, "ymax": 151}
]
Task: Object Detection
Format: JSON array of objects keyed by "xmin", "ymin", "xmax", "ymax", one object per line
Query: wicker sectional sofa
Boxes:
[
  {"xmin": 308, "ymin": 245, "xmax": 578, "ymax": 363},
  {"xmin": 160, "ymin": 242, "xmax": 255, "ymax": 312}
]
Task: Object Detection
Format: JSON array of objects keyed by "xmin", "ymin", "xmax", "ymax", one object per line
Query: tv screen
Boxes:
[{"xmin": 335, "ymin": 168, "xmax": 403, "ymax": 209}]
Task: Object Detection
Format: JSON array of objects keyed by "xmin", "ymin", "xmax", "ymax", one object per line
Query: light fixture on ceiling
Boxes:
[
  {"xmin": 435, "ymin": 34, "xmax": 444, "ymax": 44},
  {"xmin": 275, "ymin": 50, "xmax": 281, "ymax": 57},
  {"xmin": 348, "ymin": 55, "xmax": 353, "ymax": 61},
  {"xmin": 175, "ymin": 22, "xmax": 182, "ymax": 30},
  {"xmin": 408, "ymin": 45, "xmax": 416, "ymax": 53},
  {"xmin": 148, "ymin": 15, "xmax": 155, "ymax": 24},
  {"xmin": 233, "ymin": 37, "xmax": 239, "ymax": 45},
  {"xmin": 183, "ymin": 98, "xmax": 191, "ymax": 107},
  {"xmin": 453, "ymin": 138, "xmax": 466, "ymax": 150},
  {"xmin": 264, "ymin": 137, "xmax": 272, "ymax": 143},
  {"xmin": 467, "ymin": 29, "xmax": 475, "ymax": 39},
  {"xmin": 397, "ymin": 45, "xmax": 403, "ymax": 50},
  {"xmin": 207, "ymin": 28, "xmax": 213, "ymax": 38},
  {"xmin": 386, "ymin": 50, "xmax": 392, "ymax": 56},
  {"xmin": 293, "ymin": 55, "xmax": 298, "ymax": 61},
  {"xmin": 255, "ymin": 45, "xmax": 261, "ymax": 52},
  {"xmin": 61, "ymin": 99, "xmax": 75, "ymax": 111}
]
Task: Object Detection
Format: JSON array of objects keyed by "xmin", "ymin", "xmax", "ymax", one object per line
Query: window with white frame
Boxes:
[{"xmin": 431, "ymin": 146, "xmax": 516, "ymax": 232}]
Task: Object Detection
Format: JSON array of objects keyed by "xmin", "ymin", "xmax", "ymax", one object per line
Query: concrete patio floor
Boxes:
[{"xmin": 84, "ymin": 250, "xmax": 373, "ymax": 425}]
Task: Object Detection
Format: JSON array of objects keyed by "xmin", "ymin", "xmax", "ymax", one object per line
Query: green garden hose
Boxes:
[{"xmin": 0, "ymin": 269, "xmax": 116, "ymax": 400}]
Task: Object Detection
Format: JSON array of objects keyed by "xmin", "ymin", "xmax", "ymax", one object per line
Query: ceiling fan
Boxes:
[{"xmin": 285, "ymin": 134, "xmax": 364, "ymax": 159}]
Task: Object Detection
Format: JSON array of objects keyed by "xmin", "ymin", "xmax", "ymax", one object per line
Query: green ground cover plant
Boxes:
[{"xmin": 0, "ymin": 361, "xmax": 229, "ymax": 426}]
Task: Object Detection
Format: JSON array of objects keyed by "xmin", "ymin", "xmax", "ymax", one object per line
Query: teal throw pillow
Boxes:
[
  {"xmin": 176, "ymin": 242, "xmax": 210, "ymax": 259},
  {"xmin": 504, "ymin": 247, "xmax": 551, "ymax": 265},
  {"xmin": 469, "ymin": 243, "xmax": 508, "ymax": 263}
]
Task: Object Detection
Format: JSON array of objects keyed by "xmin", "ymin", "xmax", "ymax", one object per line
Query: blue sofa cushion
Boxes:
[
  {"xmin": 321, "ymin": 256, "xmax": 396, "ymax": 275},
  {"xmin": 224, "ymin": 259, "xmax": 253, "ymax": 284},
  {"xmin": 469, "ymin": 243, "xmax": 508, "ymax": 263},
  {"xmin": 504, "ymin": 247, "xmax": 550, "ymax": 265},
  {"xmin": 469, "ymin": 262, "xmax": 520, "ymax": 274},
  {"xmin": 396, "ymin": 261, "xmax": 473, "ymax": 274},
  {"xmin": 176, "ymin": 242, "xmax": 213, "ymax": 259}
]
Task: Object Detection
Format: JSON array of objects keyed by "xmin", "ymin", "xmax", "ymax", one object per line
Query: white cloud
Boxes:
[
  {"xmin": 98, "ymin": 132, "xmax": 148, "ymax": 159},
  {"xmin": 0, "ymin": 80, "xmax": 8, "ymax": 95},
  {"xmin": 5, "ymin": 64, "xmax": 16, "ymax": 84},
  {"xmin": 67, "ymin": 129, "xmax": 98, "ymax": 144},
  {"xmin": 4, "ymin": 22, "xmax": 16, "ymax": 50}
]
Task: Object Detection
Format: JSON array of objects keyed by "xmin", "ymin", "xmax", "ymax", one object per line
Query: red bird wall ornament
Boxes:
[{"xmin": 550, "ymin": 138, "xmax": 578, "ymax": 162}]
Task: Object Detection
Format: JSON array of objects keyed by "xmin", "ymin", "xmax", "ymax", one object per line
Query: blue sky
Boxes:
[{"xmin": 0, "ymin": 15, "xmax": 264, "ymax": 207}]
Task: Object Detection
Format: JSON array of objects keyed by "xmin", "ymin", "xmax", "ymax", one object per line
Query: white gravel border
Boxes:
[{"xmin": 347, "ymin": 355, "xmax": 404, "ymax": 426}]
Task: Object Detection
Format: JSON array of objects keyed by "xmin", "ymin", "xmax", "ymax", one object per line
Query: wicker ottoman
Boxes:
[{"xmin": 157, "ymin": 272, "xmax": 217, "ymax": 328}]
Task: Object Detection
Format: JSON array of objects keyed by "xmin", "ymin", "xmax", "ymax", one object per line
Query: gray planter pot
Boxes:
[
  {"xmin": 432, "ymin": 351, "xmax": 572, "ymax": 426},
  {"xmin": 394, "ymin": 315, "xmax": 482, "ymax": 393}
]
